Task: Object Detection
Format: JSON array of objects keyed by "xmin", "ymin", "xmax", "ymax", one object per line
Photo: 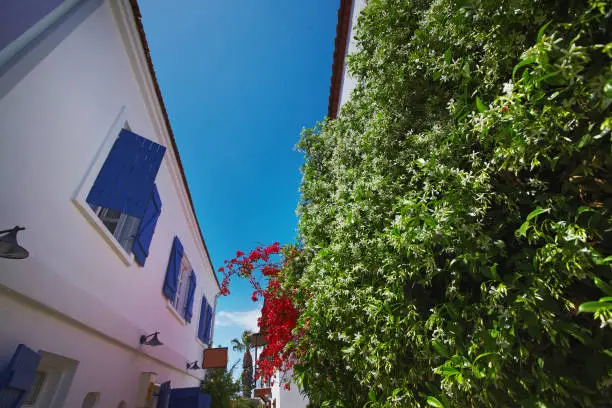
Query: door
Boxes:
[
  {"xmin": 0, "ymin": 344, "xmax": 42, "ymax": 408},
  {"xmin": 156, "ymin": 381, "xmax": 171, "ymax": 408},
  {"xmin": 169, "ymin": 387, "xmax": 210, "ymax": 408}
]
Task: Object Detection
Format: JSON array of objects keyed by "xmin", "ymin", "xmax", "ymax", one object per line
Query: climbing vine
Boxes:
[{"xmin": 222, "ymin": 1, "xmax": 611, "ymax": 406}]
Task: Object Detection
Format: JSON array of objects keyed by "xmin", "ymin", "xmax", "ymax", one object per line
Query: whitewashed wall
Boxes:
[
  {"xmin": 338, "ymin": 0, "xmax": 367, "ymax": 109},
  {"xmin": 270, "ymin": 371, "xmax": 309, "ymax": 408},
  {"xmin": 0, "ymin": 1, "xmax": 217, "ymax": 406}
]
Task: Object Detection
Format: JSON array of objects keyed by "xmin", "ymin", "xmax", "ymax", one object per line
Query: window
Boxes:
[
  {"xmin": 90, "ymin": 207, "xmax": 141, "ymax": 252},
  {"xmin": 82, "ymin": 127, "xmax": 165, "ymax": 265},
  {"xmin": 23, "ymin": 371, "xmax": 46, "ymax": 405},
  {"xmin": 172, "ymin": 253, "xmax": 194, "ymax": 316},
  {"xmin": 163, "ymin": 237, "xmax": 197, "ymax": 323},
  {"xmin": 198, "ymin": 296, "xmax": 213, "ymax": 345}
]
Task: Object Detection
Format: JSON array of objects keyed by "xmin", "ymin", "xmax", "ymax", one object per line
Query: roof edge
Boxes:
[
  {"xmin": 128, "ymin": 0, "xmax": 220, "ymax": 292},
  {"xmin": 327, "ymin": 0, "xmax": 354, "ymax": 119}
]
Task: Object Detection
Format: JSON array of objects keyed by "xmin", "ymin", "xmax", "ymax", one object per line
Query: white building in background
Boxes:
[
  {"xmin": 268, "ymin": 371, "xmax": 308, "ymax": 408},
  {"xmin": 328, "ymin": 0, "xmax": 367, "ymax": 119},
  {"xmin": 265, "ymin": 1, "xmax": 367, "ymax": 408},
  {"xmin": 0, "ymin": 1, "xmax": 218, "ymax": 407}
]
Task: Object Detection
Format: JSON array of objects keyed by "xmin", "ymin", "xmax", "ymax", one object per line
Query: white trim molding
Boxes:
[
  {"xmin": 71, "ymin": 106, "xmax": 137, "ymax": 266},
  {"xmin": 109, "ymin": 0, "xmax": 219, "ymax": 293}
]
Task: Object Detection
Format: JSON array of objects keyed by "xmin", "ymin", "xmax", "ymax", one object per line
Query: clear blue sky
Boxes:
[{"xmin": 139, "ymin": 0, "xmax": 339, "ymax": 368}]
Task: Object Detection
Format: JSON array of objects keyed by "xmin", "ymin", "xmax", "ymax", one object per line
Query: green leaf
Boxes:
[
  {"xmin": 473, "ymin": 352, "xmax": 496, "ymax": 363},
  {"xmin": 594, "ymin": 278, "xmax": 612, "ymax": 296},
  {"xmin": 439, "ymin": 366, "xmax": 460, "ymax": 376},
  {"xmin": 513, "ymin": 57, "xmax": 537, "ymax": 82},
  {"xmin": 427, "ymin": 396, "xmax": 446, "ymax": 408},
  {"xmin": 444, "ymin": 48, "xmax": 452, "ymax": 64},
  {"xmin": 604, "ymin": 79, "xmax": 612, "ymax": 98},
  {"xmin": 490, "ymin": 264, "xmax": 500, "ymax": 281},
  {"xmin": 537, "ymin": 21, "xmax": 552, "ymax": 43},
  {"xmin": 476, "ymin": 96, "xmax": 487, "ymax": 113},
  {"xmin": 432, "ymin": 341, "xmax": 450, "ymax": 358},
  {"xmin": 578, "ymin": 301, "xmax": 610, "ymax": 313},
  {"xmin": 516, "ymin": 221, "xmax": 530, "ymax": 237},
  {"xmin": 577, "ymin": 206, "xmax": 596, "ymax": 215},
  {"xmin": 526, "ymin": 207, "xmax": 549, "ymax": 221},
  {"xmin": 368, "ymin": 391, "xmax": 376, "ymax": 402}
]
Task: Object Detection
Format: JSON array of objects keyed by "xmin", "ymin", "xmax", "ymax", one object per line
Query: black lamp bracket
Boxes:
[
  {"xmin": 140, "ymin": 331, "xmax": 160, "ymax": 344},
  {"xmin": 0, "ymin": 226, "xmax": 25, "ymax": 234}
]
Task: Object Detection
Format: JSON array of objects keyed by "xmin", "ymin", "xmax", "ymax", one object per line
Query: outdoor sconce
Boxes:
[
  {"xmin": 0, "ymin": 226, "xmax": 29, "ymax": 259},
  {"xmin": 186, "ymin": 361, "xmax": 201, "ymax": 370},
  {"xmin": 140, "ymin": 332, "xmax": 163, "ymax": 347}
]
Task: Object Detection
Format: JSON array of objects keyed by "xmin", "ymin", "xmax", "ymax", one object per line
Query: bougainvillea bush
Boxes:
[
  {"xmin": 291, "ymin": 0, "xmax": 612, "ymax": 407},
  {"xmin": 219, "ymin": 243, "xmax": 303, "ymax": 386}
]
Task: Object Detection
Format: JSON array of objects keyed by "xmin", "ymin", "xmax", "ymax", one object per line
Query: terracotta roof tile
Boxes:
[
  {"xmin": 328, "ymin": 0, "xmax": 353, "ymax": 119},
  {"xmin": 129, "ymin": 0, "xmax": 220, "ymax": 291}
]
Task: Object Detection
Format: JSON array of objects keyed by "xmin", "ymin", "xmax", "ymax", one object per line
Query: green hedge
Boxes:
[{"xmin": 293, "ymin": 0, "xmax": 612, "ymax": 406}]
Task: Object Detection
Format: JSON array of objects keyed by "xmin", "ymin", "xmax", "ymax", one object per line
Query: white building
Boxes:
[
  {"xmin": 328, "ymin": 0, "xmax": 367, "ymax": 119},
  {"xmin": 264, "ymin": 2, "xmax": 368, "ymax": 408},
  {"xmin": 268, "ymin": 371, "xmax": 308, "ymax": 408},
  {"xmin": 0, "ymin": 1, "xmax": 219, "ymax": 407}
]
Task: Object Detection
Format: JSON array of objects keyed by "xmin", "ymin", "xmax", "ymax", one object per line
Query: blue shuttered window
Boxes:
[
  {"xmin": 204, "ymin": 304, "xmax": 213, "ymax": 344},
  {"xmin": 87, "ymin": 129, "xmax": 166, "ymax": 218},
  {"xmin": 133, "ymin": 184, "xmax": 162, "ymax": 266},
  {"xmin": 197, "ymin": 297, "xmax": 209, "ymax": 343},
  {"xmin": 0, "ymin": 344, "xmax": 41, "ymax": 408},
  {"xmin": 163, "ymin": 237, "xmax": 183, "ymax": 301},
  {"xmin": 184, "ymin": 271, "xmax": 196, "ymax": 323}
]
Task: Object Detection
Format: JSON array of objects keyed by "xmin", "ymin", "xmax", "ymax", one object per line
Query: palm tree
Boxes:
[{"xmin": 231, "ymin": 330, "xmax": 254, "ymax": 399}]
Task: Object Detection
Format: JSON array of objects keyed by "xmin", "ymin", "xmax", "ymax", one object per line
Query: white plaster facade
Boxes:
[
  {"xmin": 269, "ymin": 371, "xmax": 308, "ymax": 408},
  {"xmin": 0, "ymin": 1, "xmax": 219, "ymax": 407},
  {"xmin": 337, "ymin": 0, "xmax": 367, "ymax": 110}
]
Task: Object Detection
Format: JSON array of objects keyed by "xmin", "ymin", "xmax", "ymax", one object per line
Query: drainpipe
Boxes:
[{"xmin": 210, "ymin": 292, "xmax": 221, "ymax": 346}]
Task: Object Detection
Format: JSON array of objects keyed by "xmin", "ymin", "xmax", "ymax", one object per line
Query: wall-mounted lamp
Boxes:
[
  {"xmin": 0, "ymin": 226, "xmax": 29, "ymax": 259},
  {"xmin": 186, "ymin": 361, "xmax": 201, "ymax": 370},
  {"xmin": 139, "ymin": 332, "xmax": 163, "ymax": 347}
]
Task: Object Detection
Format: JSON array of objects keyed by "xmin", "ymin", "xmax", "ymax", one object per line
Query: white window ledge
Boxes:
[
  {"xmin": 73, "ymin": 199, "xmax": 134, "ymax": 266},
  {"xmin": 196, "ymin": 337, "xmax": 208, "ymax": 348},
  {"xmin": 71, "ymin": 106, "xmax": 135, "ymax": 266}
]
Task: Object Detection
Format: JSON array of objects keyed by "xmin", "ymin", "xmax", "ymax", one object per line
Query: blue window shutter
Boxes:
[
  {"xmin": 133, "ymin": 184, "xmax": 162, "ymax": 266},
  {"xmin": 197, "ymin": 297, "xmax": 208, "ymax": 342},
  {"xmin": 86, "ymin": 129, "xmax": 166, "ymax": 218},
  {"xmin": 0, "ymin": 344, "xmax": 41, "ymax": 408},
  {"xmin": 184, "ymin": 271, "xmax": 196, "ymax": 323},
  {"xmin": 203, "ymin": 304, "xmax": 213, "ymax": 344},
  {"xmin": 162, "ymin": 237, "xmax": 183, "ymax": 301},
  {"xmin": 156, "ymin": 381, "xmax": 171, "ymax": 408}
]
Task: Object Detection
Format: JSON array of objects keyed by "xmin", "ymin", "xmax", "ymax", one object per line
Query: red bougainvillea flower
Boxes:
[{"xmin": 219, "ymin": 243, "xmax": 302, "ymax": 385}]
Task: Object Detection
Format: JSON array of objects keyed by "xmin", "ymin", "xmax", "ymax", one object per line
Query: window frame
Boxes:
[
  {"xmin": 23, "ymin": 371, "xmax": 47, "ymax": 406},
  {"xmin": 91, "ymin": 206, "xmax": 141, "ymax": 253},
  {"xmin": 72, "ymin": 107, "xmax": 145, "ymax": 265},
  {"xmin": 168, "ymin": 251, "xmax": 194, "ymax": 323}
]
